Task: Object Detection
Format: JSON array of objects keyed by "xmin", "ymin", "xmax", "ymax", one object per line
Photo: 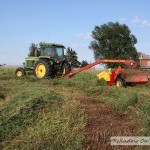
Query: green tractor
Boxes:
[{"xmin": 15, "ymin": 42, "xmax": 71, "ymax": 79}]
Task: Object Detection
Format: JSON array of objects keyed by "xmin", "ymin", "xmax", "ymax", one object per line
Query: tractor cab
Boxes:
[{"xmin": 40, "ymin": 43, "xmax": 65, "ymax": 59}]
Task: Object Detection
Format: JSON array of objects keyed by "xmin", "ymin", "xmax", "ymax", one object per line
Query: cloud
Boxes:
[
  {"xmin": 132, "ymin": 16, "xmax": 141, "ymax": 24},
  {"xmin": 77, "ymin": 32, "xmax": 92, "ymax": 40},
  {"xmin": 132, "ymin": 16, "xmax": 150, "ymax": 26},
  {"xmin": 142, "ymin": 20, "xmax": 150, "ymax": 26}
]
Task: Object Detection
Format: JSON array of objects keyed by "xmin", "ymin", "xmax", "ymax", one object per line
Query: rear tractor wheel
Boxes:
[
  {"xmin": 34, "ymin": 60, "xmax": 50, "ymax": 79},
  {"xmin": 15, "ymin": 68, "xmax": 26, "ymax": 77}
]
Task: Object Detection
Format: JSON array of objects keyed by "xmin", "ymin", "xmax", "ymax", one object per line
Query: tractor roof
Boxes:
[{"xmin": 40, "ymin": 42, "xmax": 65, "ymax": 47}]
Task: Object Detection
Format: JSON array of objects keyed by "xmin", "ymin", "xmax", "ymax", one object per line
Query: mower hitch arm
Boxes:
[{"xmin": 64, "ymin": 59, "xmax": 138, "ymax": 78}]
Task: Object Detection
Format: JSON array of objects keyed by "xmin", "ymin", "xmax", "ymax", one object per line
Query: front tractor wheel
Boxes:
[
  {"xmin": 115, "ymin": 78, "xmax": 126, "ymax": 87},
  {"xmin": 62, "ymin": 62, "xmax": 71, "ymax": 76},
  {"xmin": 15, "ymin": 68, "xmax": 26, "ymax": 77},
  {"xmin": 34, "ymin": 60, "xmax": 50, "ymax": 79}
]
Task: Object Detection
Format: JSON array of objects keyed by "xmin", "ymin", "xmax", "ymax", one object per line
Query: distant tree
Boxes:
[
  {"xmin": 65, "ymin": 47, "xmax": 80, "ymax": 68},
  {"xmin": 80, "ymin": 60, "xmax": 89, "ymax": 67},
  {"xmin": 0, "ymin": 64, "xmax": 6, "ymax": 67},
  {"xmin": 89, "ymin": 22, "xmax": 139, "ymax": 68},
  {"xmin": 28, "ymin": 43, "xmax": 40, "ymax": 57}
]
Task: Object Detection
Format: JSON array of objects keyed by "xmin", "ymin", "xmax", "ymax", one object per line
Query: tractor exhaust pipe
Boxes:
[{"xmin": 34, "ymin": 48, "xmax": 38, "ymax": 57}]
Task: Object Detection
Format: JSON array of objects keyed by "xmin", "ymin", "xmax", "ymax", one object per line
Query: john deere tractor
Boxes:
[{"xmin": 15, "ymin": 42, "xmax": 71, "ymax": 79}]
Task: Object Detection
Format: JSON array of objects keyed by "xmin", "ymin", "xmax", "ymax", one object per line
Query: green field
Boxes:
[{"xmin": 0, "ymin": 68, "xmax": 150, "ymax": 149}]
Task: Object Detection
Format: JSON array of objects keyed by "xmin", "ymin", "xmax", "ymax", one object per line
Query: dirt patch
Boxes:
[
  {"xmin": 78, "ymin": 97, "xmax": 141, "ymax": 150},
  {"xmin": 58, "ymin": 88, "xmax": 142, "ymax": 150}
]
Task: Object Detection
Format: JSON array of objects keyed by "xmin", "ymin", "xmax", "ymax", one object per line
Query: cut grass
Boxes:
[
  {"xmin": 2, "ymin": 99, "xmax": 84, "ymax": 150},
  {"xmin": 1, "ymin": 68, "xmax": 150, "ymax": 148},
  {"xmin": 0, "ymin": 68, "xmax": 85, "ymax": 149}
]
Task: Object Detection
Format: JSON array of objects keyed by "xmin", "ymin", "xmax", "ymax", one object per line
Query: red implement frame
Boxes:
[{"xmin": 64, "ymin": 59, "xmax": 138, "ymax": 78}]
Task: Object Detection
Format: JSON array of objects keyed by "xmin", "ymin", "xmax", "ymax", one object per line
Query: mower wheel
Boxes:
[
  {"xmin": 115, "ymin": 78, "xmax": 126, "ymax": 87},
  {"xmin": 15, "ymin": 68, "xmax": 26, "ymax": 77},
  {"xmin": 34, "ymin": 60, "xmax": 50, "ymax": 79},
  {"xmin": 62, "ymin": 62, "xmax": 71, "ymax": 76}
]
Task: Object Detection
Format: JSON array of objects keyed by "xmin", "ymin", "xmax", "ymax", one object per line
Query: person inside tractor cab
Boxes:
[
  {"xmin": 50, "ymin": 47, "xmax": 59, "ymax": 57},
  {"xmin": 54, "ymin": 48, "xmax": 59, "ymax": 57}
]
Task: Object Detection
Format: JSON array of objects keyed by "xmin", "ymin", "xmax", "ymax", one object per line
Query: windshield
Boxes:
[{"xmin": 41, "ymin": 47, "xmax": 64, "ymax": 57}]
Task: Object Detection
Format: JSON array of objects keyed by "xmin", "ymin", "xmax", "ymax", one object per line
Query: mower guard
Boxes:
[{"xmin": 125, "ymin": 75, "xmax": 149, "ymax": 84}]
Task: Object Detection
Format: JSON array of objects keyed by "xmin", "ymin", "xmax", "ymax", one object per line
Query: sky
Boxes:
[{"xmin": 0, "ymin": 0, "xmax": 150, "ymax": 65}]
